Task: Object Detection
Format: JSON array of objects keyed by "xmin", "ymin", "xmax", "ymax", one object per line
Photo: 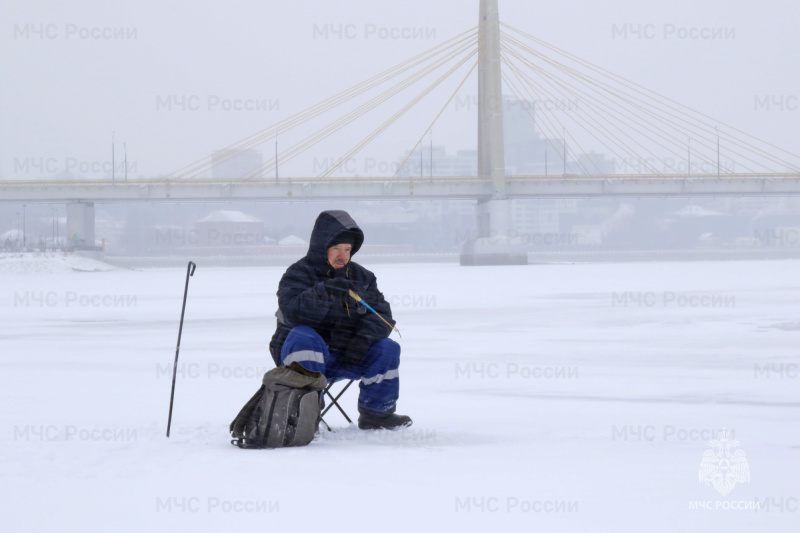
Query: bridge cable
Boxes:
[
  {"xmin": 168, "ymin": 26, "xmax": 481, "ymax": 180},
  {"xmin": 501, "ymin": 32, "xmax": 767, "ymax": 174},
  {"xmin": 501, "ymin": 22, "xmax": 800, "ymax": 173},
  {"xmin": 318, "ymin": 48, "xmax": 480, "ymax": 180},
  {"xmin": 502, "ymin": 38, "xmax": 707, "ymax": 174},
  {"xmin": 246, "ymin": 36, "xmax": 479, "ymax": 180}
]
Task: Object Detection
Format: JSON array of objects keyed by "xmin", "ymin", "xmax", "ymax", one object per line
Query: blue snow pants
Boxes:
[{"xmin": 280, "ymin": 325, "xmax": 400, "ymax": 413}]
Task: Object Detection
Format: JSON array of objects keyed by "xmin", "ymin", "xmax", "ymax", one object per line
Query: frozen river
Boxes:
[{"xmin": 1, "ymin": 255, "xmax": 798, "ymax": 532}]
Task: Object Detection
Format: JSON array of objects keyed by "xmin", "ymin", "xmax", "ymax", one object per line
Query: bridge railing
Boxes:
[{"xmin": 2, "ymin": 172, "xmax": 799, "ymax": 187}]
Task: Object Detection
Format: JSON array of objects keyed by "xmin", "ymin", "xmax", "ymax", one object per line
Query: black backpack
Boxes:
[{"xmin": 230, "ymin": 363, "xmax": 327, "ymax": 449}]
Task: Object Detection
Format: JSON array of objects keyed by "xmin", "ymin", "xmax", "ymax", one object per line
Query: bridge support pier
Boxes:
[
  {"xmin": 66, "ymin": 201, "xmax": 97, "ymax": 251},
  {"xmin": 460, "ymin": 198, "xmax": 527, "ymax": 265}
]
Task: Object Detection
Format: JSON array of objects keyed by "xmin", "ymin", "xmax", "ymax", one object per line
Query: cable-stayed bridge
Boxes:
[{"xmin": 3, "ymin": 1, "xmax": 799, "ymax": 262}]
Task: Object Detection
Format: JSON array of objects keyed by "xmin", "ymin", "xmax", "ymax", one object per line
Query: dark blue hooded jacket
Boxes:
[{"xmin": 269, "ymin": 210, "xmax": 395, "ymax": 366}]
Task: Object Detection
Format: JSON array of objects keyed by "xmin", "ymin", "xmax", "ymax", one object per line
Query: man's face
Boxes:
[{"xmin": 327, "ymin": 243, "xmax": 352, "ymax": 269}]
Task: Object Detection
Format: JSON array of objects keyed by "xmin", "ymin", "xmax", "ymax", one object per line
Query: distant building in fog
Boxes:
[
  {"xmin": 395, "ymin": 97, "xmax": 612, "ymax": 178},
  {"xmin": 503, "ymin": 97, "xmax": 613, "ymax": 176},
  {"xmin": 195, "ymin": 210, "xmax": 266, "ymax": 246}
]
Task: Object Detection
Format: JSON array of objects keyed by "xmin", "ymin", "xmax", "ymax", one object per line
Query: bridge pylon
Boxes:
[{"xmin": 461, "ymin": 0, "xmax": 527, "ymax": 265}]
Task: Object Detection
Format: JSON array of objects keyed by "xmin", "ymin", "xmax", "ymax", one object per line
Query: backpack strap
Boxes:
[{"xmin": 229, "ymin": 384, "xmax": 265, "ymax": 447}]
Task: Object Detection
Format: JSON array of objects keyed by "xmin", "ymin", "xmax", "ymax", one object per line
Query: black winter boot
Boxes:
[{"xmin": 358, "ymin": 407, "xmax": 412, "ymax": 430}]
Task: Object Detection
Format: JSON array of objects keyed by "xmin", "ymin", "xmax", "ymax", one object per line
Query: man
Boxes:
[{"xmin": 269, "ymin": 210, "xmax": 412, "ymax": 430}]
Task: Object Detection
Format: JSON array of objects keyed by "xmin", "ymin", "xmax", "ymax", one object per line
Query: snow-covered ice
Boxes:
[
  {"xmin": 1, "ymin": 255, "xmax": 798, "ymax": 532},
  {"xmin": 0, "ymin": 252, "xmax": 118, "ymax": 275}
]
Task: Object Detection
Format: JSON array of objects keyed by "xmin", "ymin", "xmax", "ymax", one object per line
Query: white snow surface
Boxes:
[
  {"xmin": 1, "ymin": 258, "xmax": 799, "ymax": 532},
  {"xmin": 0, "ymin": 253, "xmax": 119, "ymax": 275}
]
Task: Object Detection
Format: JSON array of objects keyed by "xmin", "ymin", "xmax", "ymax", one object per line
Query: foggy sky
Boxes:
[{"xmin": 2, "ymin": 0, "xmax": 798, "ymax": 180}]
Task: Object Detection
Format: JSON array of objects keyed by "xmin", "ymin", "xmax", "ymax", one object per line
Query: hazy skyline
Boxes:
[{"xmin": 2, "ymin": 0, "xmax": 798, "ymax": 180}]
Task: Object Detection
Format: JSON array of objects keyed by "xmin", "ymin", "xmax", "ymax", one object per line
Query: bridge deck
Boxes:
[{"xmin": 2, "ymin": 174, "xmax": 800, "ymax": 202}]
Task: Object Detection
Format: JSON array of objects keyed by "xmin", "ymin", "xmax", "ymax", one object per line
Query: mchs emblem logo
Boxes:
[{"xmin": 698, "ymin": 431, "xmax": 750, "ymax": 496}]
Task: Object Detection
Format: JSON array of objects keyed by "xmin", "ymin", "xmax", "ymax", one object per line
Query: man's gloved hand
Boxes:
[
  {"xmin": 324, "ymin": 277, "xmax": 356, "ymax": 304},
  {"xmin": 339, "ymin": 334, "xmax": 371, "ymax": 368}
]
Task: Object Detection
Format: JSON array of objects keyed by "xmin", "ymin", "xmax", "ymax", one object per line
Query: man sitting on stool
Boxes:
[{"xmin": 269, "ymin": 210, "xmax": 412, "ymax": 430}]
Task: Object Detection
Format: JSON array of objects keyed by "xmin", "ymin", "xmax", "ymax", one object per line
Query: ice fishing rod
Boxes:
[
  {"xmin": 349, "ymin": 289, "xmax": 402, "ymax": 338},
  {"xmin": 167, "ymin": 261, "xmax": 196, "ymax": 438}
]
